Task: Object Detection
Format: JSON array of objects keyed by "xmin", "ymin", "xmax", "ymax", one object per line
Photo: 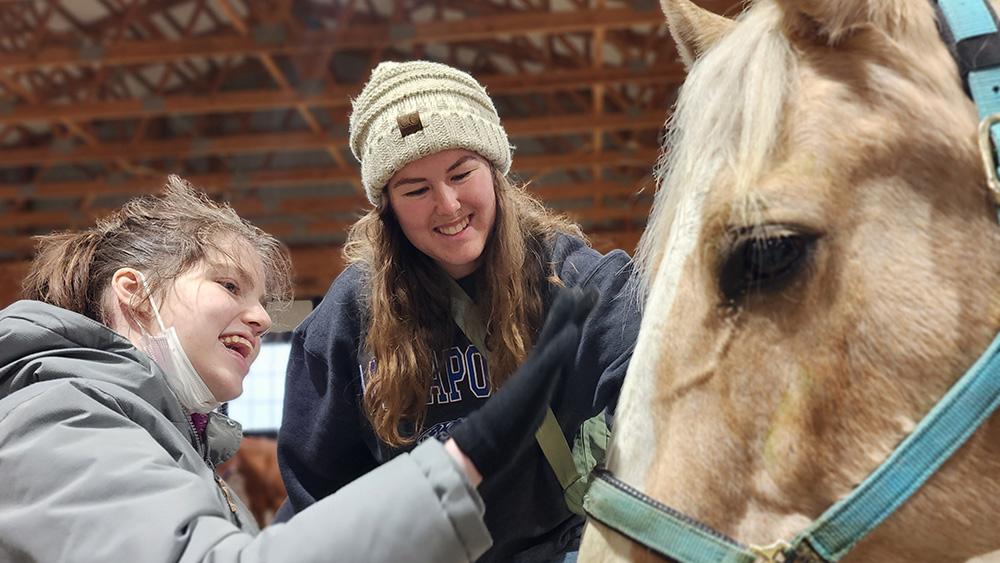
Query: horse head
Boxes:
[{"xmin": 580, "ymin": 0, "xmax": 1000, "ymax": 561}]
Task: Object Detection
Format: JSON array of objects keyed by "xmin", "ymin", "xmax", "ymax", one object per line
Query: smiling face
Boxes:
[
  {"xmin": 386, "ymin": 149, "xmax": 497, "ymax": 279},
  {"xmin": 152, "ymin": 239, "xmax": 271, "ymax": 402}
]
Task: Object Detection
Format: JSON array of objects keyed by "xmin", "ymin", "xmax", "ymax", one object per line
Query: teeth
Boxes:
[
  {"xmin": 438, "ymin": 217, "xmax": 469, "ymax": 236},
  {"xmin": 220, "ymin": 335, "xmax": 253, "ymax": 356}
]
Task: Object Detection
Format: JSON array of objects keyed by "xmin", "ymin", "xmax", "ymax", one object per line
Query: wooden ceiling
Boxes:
[{"xmin": 0, "ymin": 0, "xmax": 741, "ymax": 307}]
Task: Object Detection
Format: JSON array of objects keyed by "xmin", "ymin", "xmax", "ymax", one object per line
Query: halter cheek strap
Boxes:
[
  {"xmin": 933, "ymin": 0, "xmax": 1000, "ymax": 95},
  {"xmin": 933, "ymin": 0, "xmax": 1000, "ymax": 201}
]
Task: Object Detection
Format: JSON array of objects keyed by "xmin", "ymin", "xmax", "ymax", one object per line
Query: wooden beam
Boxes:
[
  {"xmin": 0, "ymin": 64, "xmax": 683, "ymax": 126},
  {"xmin": 0, "ymin": 166, "xmax": 361, "ymax": 199},
  {"xmin": 0, "ymin": 111, "xmax": 667, "ymax": 167},
  {"xmin": 0, "ymin": 8, "xmax": 665, "ymax": 71},
  {"xmin": 0, "ymin": 148, "xmax": 658, "ymax": 205}
]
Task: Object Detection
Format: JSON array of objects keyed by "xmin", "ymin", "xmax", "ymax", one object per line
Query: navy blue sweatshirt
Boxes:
[{"xmin": 277, "ymin": 233, "xmax": 640, "ymax": 562}]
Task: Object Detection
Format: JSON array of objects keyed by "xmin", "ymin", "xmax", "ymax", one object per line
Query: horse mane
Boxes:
[{"xmin": 633, "ymin": 1, "xmax": 792, "ymax": 302}]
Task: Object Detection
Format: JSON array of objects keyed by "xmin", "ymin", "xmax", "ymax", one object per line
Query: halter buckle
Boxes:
[
  {"xmin": 749, "ymin": 539, "xmax": 791, "ymax": 562},
  {"xmin": 977, "ymin": 113, "xmax": 1000, "ymax": 204}
]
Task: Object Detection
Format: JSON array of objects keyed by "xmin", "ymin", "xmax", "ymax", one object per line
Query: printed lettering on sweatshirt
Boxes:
[
  {"xmin": 358, "ymin": 344, "xmax": 491, "ymax": 404},
  {"xmin": 359, "ymin": 344, "xmax": 492, "ymax": 444}
]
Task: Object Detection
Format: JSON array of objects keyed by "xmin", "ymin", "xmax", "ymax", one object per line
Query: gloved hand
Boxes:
[{"xmin": 449, "ymin": 286, "xmax": 599, "ymax": 479}]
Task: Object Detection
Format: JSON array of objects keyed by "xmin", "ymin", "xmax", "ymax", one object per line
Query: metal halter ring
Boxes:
[{"xmin": 977, "ymin": 113, "xmax": 1000, "ymax": 204}]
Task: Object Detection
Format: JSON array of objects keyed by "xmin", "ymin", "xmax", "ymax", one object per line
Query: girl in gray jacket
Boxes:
[{"xmin": 0, "ymin": 176, "xmax": 595, "ymax": 563}]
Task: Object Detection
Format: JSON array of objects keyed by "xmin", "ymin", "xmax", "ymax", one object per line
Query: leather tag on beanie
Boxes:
[{"xmin": 397, "ymin": 111, "xmax": 423, "ymax": 137}]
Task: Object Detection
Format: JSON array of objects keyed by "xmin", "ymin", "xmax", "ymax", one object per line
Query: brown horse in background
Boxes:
[{"xmin": 217, "ymin": 434, "xmax": 286, "ymax": 528}]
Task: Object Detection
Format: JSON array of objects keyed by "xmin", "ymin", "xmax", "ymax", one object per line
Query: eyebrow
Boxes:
[
  {"xmin": 231, "ymin": 265, "xmax": 270, "ymax": 305},
  {"xmin": 390, "ymin": 155, "xmax": 480, "ymax": 189},
  {"xmin": 209, "ymin": 262, "xmax": 255, "ymax": 292}
]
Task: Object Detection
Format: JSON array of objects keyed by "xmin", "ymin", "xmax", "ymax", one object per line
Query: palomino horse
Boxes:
[{"xmin": 579, "ymin": 0, "xmax": 1000, "ymax": 561}]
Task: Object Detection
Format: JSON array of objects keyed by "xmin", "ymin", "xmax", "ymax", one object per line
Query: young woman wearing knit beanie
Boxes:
[{"xmin": 277, "ymin": 60, "xmax": 641, "ymax": 563}]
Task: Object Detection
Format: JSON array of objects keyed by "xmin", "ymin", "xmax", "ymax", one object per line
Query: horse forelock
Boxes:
[
  {"xmin": 634, "ymin": 1, "xmax": 791, "ymax": 303},
  {"xmin": 610, "ymin": 1, "xmax": 793, "ymax": 488}
]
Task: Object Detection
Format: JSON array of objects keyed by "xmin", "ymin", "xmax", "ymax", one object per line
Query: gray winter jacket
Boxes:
[{"xmin": 0, "ymin": 300, "xmax": 491, "ymax": 563}]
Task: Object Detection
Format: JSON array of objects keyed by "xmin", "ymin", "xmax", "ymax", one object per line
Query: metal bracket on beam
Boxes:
[
  {"xmin": 231, "ymin": 171, "xmax": 251, "ymax": 191},
  {"xmin": 291, "ymin": 219, "xmax": 308, "ymax": 236},
  {"xmin": 142, "ymin": 95, "xmax": 165, "ymax": 113},
  {"xmin": 261, "ymin": 196, "xmax": 279, "ymax": 213},
  {"xmin": 252, "ymin": 23, "xmax": 287, "ymax": 45},
  {"xmin": 190, "ymin": 137, "xmax": 212, "ymax": 154},
  {"xmin": 79, "ymin": 44, "xmax": 106, "ymax": 62},
  {"xmin": 628, "ymin": 57, "xmax": 650, "ymax": 73},
  {"xmin": 329, "ymin": 123, "xmax": 350, "ymax": 139},
  {"xmin": 106, "ymin": 171, "xmax": 128, "ymax": 186},
  {"xmin": 50, "ymin": 138, "xmax": 76, "ymax": 154},
  {"xmin": 388, "ymin": 24, "xmax": 416, "ymax": 41},
  {"xmin": 298, "ymin": 78, "xmax": 326, "ymax": 96},
  {"xmin": 633, "ymin": 0, "xmax": 658, "ymax": 13}
]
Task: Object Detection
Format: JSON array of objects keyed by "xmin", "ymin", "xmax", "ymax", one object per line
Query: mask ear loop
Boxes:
[{"xmin": 135, "ymin": 271, "xmax": 168, "ymax": 335}]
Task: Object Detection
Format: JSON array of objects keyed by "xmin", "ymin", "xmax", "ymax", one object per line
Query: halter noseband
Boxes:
[{"xmin": 584, "ymin": 1, "xmax": 1000, "ymax": 561}]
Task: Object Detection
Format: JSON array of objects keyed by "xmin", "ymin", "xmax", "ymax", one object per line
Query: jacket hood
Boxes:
[{"xmin": 0, "ymin": 300, "xmax": 187, "ymax": 423}]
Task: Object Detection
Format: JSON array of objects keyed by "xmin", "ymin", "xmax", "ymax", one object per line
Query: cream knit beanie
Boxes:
[{"xmin": 349, "ymin": 60, "xmax": 513, "ymax": 205}]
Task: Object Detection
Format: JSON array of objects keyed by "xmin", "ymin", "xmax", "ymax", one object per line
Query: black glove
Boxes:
[{"xmin": 449, "ymin": 286, "xmax": 599, "ymax": 479}]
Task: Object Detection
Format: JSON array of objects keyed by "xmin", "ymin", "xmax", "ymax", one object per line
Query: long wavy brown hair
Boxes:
[{"xmin": 344, "ymin": 169, "xmax": 584, "ymax": 446}]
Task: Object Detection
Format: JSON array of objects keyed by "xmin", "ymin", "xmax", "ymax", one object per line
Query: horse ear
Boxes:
[
  {"xmin": 660, "ymin": 0, "xmax": 736, "ymax": 68},
  {"xmin": 772, "ymin": 0, "xmax": 907, "ymax": 44}
]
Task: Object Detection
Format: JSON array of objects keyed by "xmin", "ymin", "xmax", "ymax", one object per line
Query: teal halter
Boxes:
[{"xmin": 584, "ymin": 1, "xmax": 1000, "ymax": 561}]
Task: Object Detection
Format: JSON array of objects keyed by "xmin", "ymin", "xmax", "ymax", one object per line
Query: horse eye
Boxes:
[{"xmin": 718, "ymin": 229, "xmax": 813, "ymax": 303}]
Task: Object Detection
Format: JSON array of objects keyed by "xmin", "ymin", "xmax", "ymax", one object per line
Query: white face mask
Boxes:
[{"xmin": 137, "ymin": 273, "xmax": 221, "ymax": 414}]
